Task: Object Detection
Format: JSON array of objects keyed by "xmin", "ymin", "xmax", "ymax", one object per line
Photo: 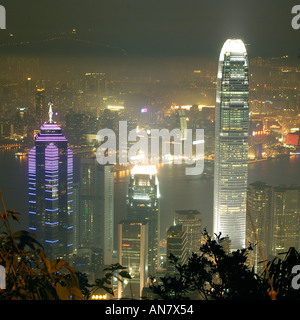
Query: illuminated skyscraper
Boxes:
[
  {"xmin": 213, "ymin": 39, "xmax": 249, "ymax": 251},
  {"xmin": 271, "ymin": 185, "xmax": 300, "ymax": 256},
  {"xmin": 166, "ymin": 224, "xmax": 188, "ymax": 275},
  {"xmin": 117, "ymin": 220, "xmax": 148, "ymax": 299},
  {"xmin": 126, "ymin": 165, "xmax": 160, "ymax": 276},
  {"xmin": 174, "ymin": 210, "xmax": 202, "ymax": 257},
  {"xmin": 28, "ymin": 103, "xmax": 74, "ymax": 260}
]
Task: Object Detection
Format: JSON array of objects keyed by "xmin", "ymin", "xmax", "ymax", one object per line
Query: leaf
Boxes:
[
  {"xmin": 50, "ymin": 259, "xmax": 67, "ymax": 273},
  {"xmin": 119, "ymin": 271, "xmax": 132, "ymax": 279},
  {"xmin": 11, "ymin": 214, "xmax": 20, "ymax": 223},
  {"xmin": 100, "ymin": 285, "xmax": 114, "ymax": 296},
  {"xmin": 12, "ymin": 230, "xmax": 43, "ymax": 250},
  {"xmin": 71, "ymin": 286, "xmax": 83, "ymax": 300},
  {"xmin": 43, "ymin": 257, "xmax": 52, "ymax": 275},
  {"xmin": 103, "ymin": 263, "xmax": 127, "ymax": 271},
  {"xmin": 56, "ymin": 283, "xmax": 71, "ymax": 300}
]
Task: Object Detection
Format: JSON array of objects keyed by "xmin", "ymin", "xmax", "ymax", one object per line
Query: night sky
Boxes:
[{"xmin": 0, "ymin": 0, "xmax": 299, "ymax": 58}]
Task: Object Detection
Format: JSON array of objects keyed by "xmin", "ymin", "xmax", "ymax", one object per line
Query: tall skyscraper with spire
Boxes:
[
  {"xmin": 213, "ymin": 39, "xmax": 249, "ymax": 251},
  {"xmin": 28, "ymin": 103, "xmax": 74, "ymax": 261}
]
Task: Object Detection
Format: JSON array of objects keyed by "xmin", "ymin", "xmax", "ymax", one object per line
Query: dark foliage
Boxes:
[{"xmin": 149, "ymin": 229, "xmax": 300, "ymax": 300}]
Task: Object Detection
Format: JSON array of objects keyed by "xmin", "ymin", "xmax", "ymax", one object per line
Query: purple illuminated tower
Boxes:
[{"xmin": 28, "ymin": 103, "xmax": 74, "ymax": 260}]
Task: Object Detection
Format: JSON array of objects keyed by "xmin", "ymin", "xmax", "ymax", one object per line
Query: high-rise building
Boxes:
[
  {"xmin": 246, "ymin": 182, "xmax": 272, "ymax": 272},
  {"xmin": 28, "ymin": 103, "xmax": 74, "ymax": 261},
  {"xmin": 84, "ymin": 72, "xmax": 107, "ymax": 96},
  {"xmin": 271, "ymin": 185, "xmax": 300, "ymax": 257},
  {"xmin": 35, "ymin": 89, "xmax": 46, "ymax": 126},
  {"xmin": 175, "ymin": 109, "xmax": 188, "ymax": 140},
  {"xmin": 246, "ymin": 182, "xmax": 300, "ymax": 268},
  {"xmin": 174, "ymin": 210, "xmax": 202, "ymax": 257},
  {"xmin": 65, "ymin": 113, "xmax": 89, "ymax": 146},
  {"xmin": 126, "ymin": 165, "xmax": 160, "ymax": 276},
  {"xmin": 213, "ymin": 39, "xmax": 250, "ymax": 251},
  {"xmin": 166, "ymin": 224, "xmax": 188, "ymax": 275},
  {"xmin": 117, "ymin": 220, "xmax": 148, "ymax": 299},
  {"xmin": 77, "ymin": 157, "xmax": 114, "ymax": 266}
]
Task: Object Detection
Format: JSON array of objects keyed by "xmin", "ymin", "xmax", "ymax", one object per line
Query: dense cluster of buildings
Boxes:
[{"xmin": 247, "ymin": 182, "xmax": 300, "ymax": 272}]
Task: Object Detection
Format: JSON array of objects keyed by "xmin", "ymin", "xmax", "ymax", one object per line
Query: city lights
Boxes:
[{"xmin": 0, "ymin": 1, "xmax": 299, "ymax": 304}]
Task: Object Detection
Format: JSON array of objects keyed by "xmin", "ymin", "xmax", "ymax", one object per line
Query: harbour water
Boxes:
[{"xmin": 0, "ymin": 150, "xmax": 300, "ymax": 242}]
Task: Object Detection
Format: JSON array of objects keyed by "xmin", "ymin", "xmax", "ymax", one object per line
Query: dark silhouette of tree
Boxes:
[
  {"xmin": 0, "ymin": 191, "xmax": 132, "ymax": 300},
  {"xmin": 150, "ymin": 229, "xmax": 269, "ymax": 300},
  {"xmin": 92, "ymin": 263, "xmax": 131, "ymax": 298},
  {"xmin": 0, "ymin": 190, "xmax": 82, "ymax": 300},
  {"xmin": 261, "ymin": 247, "xmax": 300, "ymax": 300},
  {"xmin": 149, "ymin": 254, "xmax": 190, "ymax": 300},
  {"xmin": 65, "ymin": 271, "xmax": 91, "ymax": 300}
]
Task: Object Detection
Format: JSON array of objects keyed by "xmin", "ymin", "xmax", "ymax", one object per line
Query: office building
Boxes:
[
  {"xmin": 166, "ymin": 224, "xmax": 188, "ymax": 275},
  {"xmin": 246, "ymin": 182, "xmax": 272, "ymax": 272},
  {"xmin": 72, "ymin": 182, "xmax": 80, "ymax": 251},
  {"xmin": 77, "ymin": 157, "xmax": 114, "ymax": 266},
  {"xmin": 117, "ymin": 220, "xmax": 148, "ymax": 299},
  {"xmin": 126, "ymin": 165, "xmax": 160, "ymax": 276},
  {"xmin": 28, "ymin": 103, "xmax": 74, "ymax": 261},
  {"xmin": 174, "ymin": 210, "xmax": 202, "ymax": 256},
  {"xmin": 213, "ymin": 39, "xmax": 250, "ymax": 251},
  {"xmin": 271, "ymin": 185, "xmax": 300, "ymax": 257},
  {"xmin": 65, "ymin": 113, "xmax": 89, "ymax": 146}
]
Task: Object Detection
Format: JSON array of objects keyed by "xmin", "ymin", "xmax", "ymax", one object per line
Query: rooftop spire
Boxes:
[{"xmin": 48, "ymin": 102, "xmax": 53, "ymax": 123}]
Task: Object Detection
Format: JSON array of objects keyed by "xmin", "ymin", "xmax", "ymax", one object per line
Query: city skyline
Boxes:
[{"xmin": 0, "ymin": 1, "xmax": 299, "ymax": 302}]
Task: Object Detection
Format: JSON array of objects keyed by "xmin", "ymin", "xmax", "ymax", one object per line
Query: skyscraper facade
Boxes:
[
  {"xmin": 213, "ymin": 39, "xmax": 250, "ymax": 251},
  {"xmin": 174, "ymin": 210, "xmax": 202, "ymax": 257},
  {"xmin": 117, "ymin": 220, "xmax": 148, "ymax": 299},
  {"xmin": 77, "ymin": 157, "xmax": 114, "ymax": 266},
  {"xmin": 246, "ymin": 182, "xmax": 272, "ymax": 272},
  {"xmin": 271, "ymin": 185, "xmax": 300, "ymax": 256},
  {"xmin": 166, "ymin": 224, "xmax": 188, "ymax": 275},
  {"xmin": 28, "ymin": 104, "xmax": 74, "ymax": 261},
  {"xmin": 126, "ymin": 165, "xmax": 160, "ymax": 276},
  {"xmin": 246, "ymin": 182, "xmax": 300, "ymax": 269}
]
